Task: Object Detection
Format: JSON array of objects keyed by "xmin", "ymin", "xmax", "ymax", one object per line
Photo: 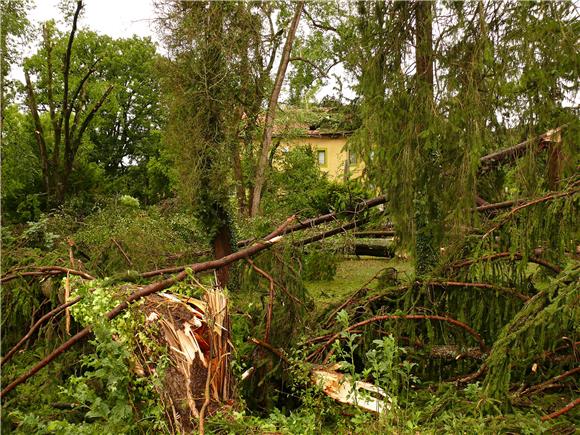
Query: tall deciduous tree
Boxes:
[
  {"xmin": 250, "ymin": 1, "xmax": 304, "ymax": 217},
  {"xmin": 23, "ymin": 1, "xmax": 113, "ymax": 205}
]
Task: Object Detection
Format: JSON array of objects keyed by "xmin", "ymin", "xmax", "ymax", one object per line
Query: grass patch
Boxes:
[{"xmin": 305, "ymin": 256, "xmax": 413, "ymax": 315}]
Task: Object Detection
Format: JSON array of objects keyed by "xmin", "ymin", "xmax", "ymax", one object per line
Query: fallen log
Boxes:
[
  {"xmin": 353, "ymin": 230, "xmax": 396, "ymax": 238},
  {"xmin": 353, "ymin": 241, "xmax": 395, "ymax": 258}
]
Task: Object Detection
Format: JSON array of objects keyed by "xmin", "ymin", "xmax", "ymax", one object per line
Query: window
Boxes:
[
  {"xmin": 317, "ymin": 149, "xmax": 327, "ymax": 166},
  {"xmin": 348, "ymin": 152, "xmax": 358, "ymax": 165}
]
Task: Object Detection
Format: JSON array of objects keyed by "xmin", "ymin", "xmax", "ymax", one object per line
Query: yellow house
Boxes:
[{"xmin": 275, "ymin": 129, "xmax": 364, "ymax": 181}]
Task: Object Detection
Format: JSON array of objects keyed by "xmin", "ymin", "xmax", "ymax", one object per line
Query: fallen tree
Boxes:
[{"xmin": 1, "ymin": 195, "xmax": 391, "ymax": 397}]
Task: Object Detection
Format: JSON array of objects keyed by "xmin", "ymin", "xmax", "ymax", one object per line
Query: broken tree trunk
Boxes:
[
  {"xmin": 353, "ymin": 241, "xmax": 395, "ymax": 258},
  {"xmin": 478, "ymin": 126, "xmax": 565, "ymax": 175}
]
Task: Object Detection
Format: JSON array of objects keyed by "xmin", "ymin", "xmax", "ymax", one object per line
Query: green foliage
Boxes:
[
  {"xmin": 264, "ymin": 145, "xmax": 371, "ymax": 218},
  {"xmin": 482, "ymin": 265, "xmax": 580, "ymax": 408},
  {"xmin": 5, "ymin": 279, "xmax": 169, "ymax": 434}
]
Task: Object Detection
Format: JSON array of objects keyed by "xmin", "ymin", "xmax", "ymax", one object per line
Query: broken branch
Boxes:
[{"xmin": 308, "ymin": 314, "xmax": 487, "ymax": 363}]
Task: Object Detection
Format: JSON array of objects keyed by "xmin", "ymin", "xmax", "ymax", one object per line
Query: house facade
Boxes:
[{"xmin": 276, "ymin": 130, "xmax": 363, "ymax": 181}]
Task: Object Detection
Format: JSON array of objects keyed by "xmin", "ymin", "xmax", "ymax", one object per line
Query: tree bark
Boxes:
[{"xmin": 250, "ymin": 1, "xmax": 304, "ymax": 217}]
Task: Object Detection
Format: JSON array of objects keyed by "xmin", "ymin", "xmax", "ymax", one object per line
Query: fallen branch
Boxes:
[
  {"xmin": 455, "ymin": 363, "xmax": 488, "ymax": 385},
  {"xmin": 482, "ymin": 186, "xmax": 579, "ymax": 239},
  {"xmin": 293, "ymin": 218, "xmax": 369, "ymax": 246},
  {"xmin": 540, "ymin": 397, "xmax": 580, "ymax": 421},
  {"xmin": 0, "ymin": 216, "xmax": 295, "ymax": 398},
  {"xmin": 0, "ymin": 267, "xmax": 95, "ymax": 284},
  {"xmin": 0, "ymin": 296, "xmax": 82, "ymax": 367},
  {"xmin": 141, "ymin": 196, "xmax": 387, "ymax": 279},
  {"xmin": 519, "ymin": 367, "xmax": 580, "ymax": 397},
  {"xmin": 475, "ymin": 199, "xmax": 521, "ymax": 213},
  {"xmin": 452, "ymin": 252, "xmax": 562, "ymax": 274},
  {"xmin": 307, "ymin": 314, "xmax": 487, "ymax": 364},
  {"xmin": 478, "ymin": 126, "xmax": 565, "ymax": 174}
]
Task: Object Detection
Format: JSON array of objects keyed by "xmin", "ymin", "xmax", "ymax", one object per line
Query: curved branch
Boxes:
[
  {"xmin": 483, "ymin": 187, "xmax": 579, "ymax": 239},
  {"xmin": 452, "ymin": 252, "xmax": 562, "ymax": 274},
  {"xmin": 427, "ymin": 281, "xmax": 529, "ymax": 302},
  {"xmin": 307, "ymin": 314, "xmax": 487, "ymax": 363},
  {"xmin": 0, "ymin": 267, "xmax": 95, "ymax": 284},
  {"xmin": 1, "ymin": 297, "xmax": 82, "ymax": 367},
  {"xmin": 541, "ymin": 397, "xmax": 580, "ymax": 421}
]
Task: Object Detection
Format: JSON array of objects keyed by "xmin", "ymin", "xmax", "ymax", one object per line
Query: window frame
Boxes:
[{"xmin": 317, "ymin": 148, "xmax": 328, "ymax": 167}]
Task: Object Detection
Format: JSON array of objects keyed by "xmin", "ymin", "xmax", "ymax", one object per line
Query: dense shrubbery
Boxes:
[{"xmin": 263, "ymin": 146, "xmax": 372, "ymax": 219}]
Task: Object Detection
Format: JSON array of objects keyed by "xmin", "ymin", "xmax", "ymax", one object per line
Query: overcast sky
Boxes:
[{"xmin": 29, "ymin": 0, "xmax": 158, "ymax": 40}]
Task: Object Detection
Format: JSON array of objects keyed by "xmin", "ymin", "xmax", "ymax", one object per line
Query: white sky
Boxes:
[{"xmin": 29, "ymin": 0, "xmax": 158, "ymax": 40}]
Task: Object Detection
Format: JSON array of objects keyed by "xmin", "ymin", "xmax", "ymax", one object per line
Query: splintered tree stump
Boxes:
[{"xmin": 135, "ymin": 289, "xmax": 233, "ymax": 433}]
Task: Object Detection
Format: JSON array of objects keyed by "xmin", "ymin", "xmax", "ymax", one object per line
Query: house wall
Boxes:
[{"xmin": 280, "ymin": 136, "xmax": 364, "ymax": 180}]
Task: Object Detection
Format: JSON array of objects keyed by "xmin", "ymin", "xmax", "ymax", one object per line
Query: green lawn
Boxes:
[{"xmin": 305, "ymin": 256, "xmax": 413, "ymax": 315}]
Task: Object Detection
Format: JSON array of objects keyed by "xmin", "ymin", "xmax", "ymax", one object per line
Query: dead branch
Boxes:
[
  {"xmin": 1, "ymin": 296, "xmax": 82, "ymax": 367},
  {"xmin": 519, "ymin": 367, "xmax": 580, "ymax": 397},
  {"xmin": 0, "ymin": 267, "xmax": 95, "ymax": 284},
  {"xmin": 307, "ymin": 314, "xmax": 488, "ymax": 364},
  {"xmin": 247, "ymin": 259, "xmax": 275, "ymax": 343},
  {"xmin": 0, "ymin": 216, "xmax": 294, "ymax": 398},
  {"xmin": 540, "ymin": 397, "xmax": 580, "ymax": 421}
]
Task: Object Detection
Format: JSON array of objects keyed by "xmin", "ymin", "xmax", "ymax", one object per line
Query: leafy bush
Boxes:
[{"xmin": 263, "ymin": 146, "xmax": 373, "ymax": 218}]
